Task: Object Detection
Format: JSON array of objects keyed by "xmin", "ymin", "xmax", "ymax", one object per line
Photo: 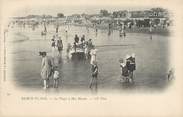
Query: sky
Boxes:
[{"xmin": 13, "ymin": 5, "xmax": 151, "ymax": 17}]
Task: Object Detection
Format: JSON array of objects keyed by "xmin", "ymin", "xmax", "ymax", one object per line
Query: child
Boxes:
[
  {"xmin": 119, "ymin": 58, "xmax": 129, "ymax": 83},
  {"xmin": 53, "ymin": 66, "xmax": 60, "ymax": 88}
]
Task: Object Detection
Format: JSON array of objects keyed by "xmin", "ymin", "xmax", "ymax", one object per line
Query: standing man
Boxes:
[
  {"xmin": 149, "ymin": 20, "xmax": 153, "ymax": 40},
  {"xmin": 57, "ymin": 37, "xmax": 63, "ymax": 54},
  {"xmin": 89, "ymin": 61, "xmax": 99, "ymax": 90},
  {"xmin": 108, "ymin": 23, "xmax": 112, "ymax": 36},
  {"xmin": 74, "ymin": 34, "xmax": 79, "ymax": 43},
  {"xmin": 56, "ymin": 25, "xmax": 59, "ymax": 33},
  {"xmin": 81, "ymin": 35, "xmax": 86, "ymax": 48}
]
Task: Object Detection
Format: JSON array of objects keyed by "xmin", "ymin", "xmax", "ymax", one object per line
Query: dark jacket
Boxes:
[
  {"xmin": 51, "ymin": 41, "xmax": 55, "ymax": 47},
  {"xmin": 126, "ymin": 57, "xmax": 136, "ymax": 71},
  {"xmin": 91, "ymin": 65, "xmax": 98, "ymax": 77},
  {"xmin": 74, "ymin": 36, "xmax": 79, "ymax": 43}
]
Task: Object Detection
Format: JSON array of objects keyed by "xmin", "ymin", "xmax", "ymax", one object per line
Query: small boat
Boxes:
[{"xmin": 70, "ymin": 47, "xmax": 85, "ymax": 60}]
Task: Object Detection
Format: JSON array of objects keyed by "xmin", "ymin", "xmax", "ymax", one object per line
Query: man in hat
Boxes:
[
  {"xmin": 57, "ymin": 36, "xmax": 63, "ymax": 54},
  {"xmin": 89, "ymin": 61, "xmax": 99, "ymax": 90}
]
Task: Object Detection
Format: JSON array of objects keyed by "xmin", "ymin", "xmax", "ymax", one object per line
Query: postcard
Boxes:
[{"xmin": 0, "ymin": 0, "xmax": 183, "ymax": 116}]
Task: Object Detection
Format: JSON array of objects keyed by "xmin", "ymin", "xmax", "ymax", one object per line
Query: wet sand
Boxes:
[{"xmin": 6, "ymin": 25, "xmax": 170, "ymax": 93}]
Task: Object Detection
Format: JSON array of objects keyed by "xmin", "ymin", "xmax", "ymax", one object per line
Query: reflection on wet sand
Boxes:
[{"xmin": 7, "ymin": 23, "xmax": 170, "ymax": 93}]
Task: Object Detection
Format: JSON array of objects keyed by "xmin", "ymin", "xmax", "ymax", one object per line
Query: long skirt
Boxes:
[
  {"xmin": 90, "ymin": 55, "xmax": 96, "ymax": 65},
  {"xmin": 41, "ymin": 67, "xmax": 52, "ymax": 80}
]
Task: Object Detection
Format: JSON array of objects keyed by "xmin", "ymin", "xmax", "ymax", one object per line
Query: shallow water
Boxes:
[{"xmin": 6, "ymin": 24, "xmax": 170, "ymax": 93}]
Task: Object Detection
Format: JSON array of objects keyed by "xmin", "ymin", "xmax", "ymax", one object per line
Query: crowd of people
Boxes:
[
  {"xmin": 67, "ymin": 34, "xmax": 97, "ymax": 60},
  {"xmin": 2, "ymin": 11, "xmax": 173, "ymax": 92},
  {"xmin": 39, "ymin": 28, "xmax": 101, "ymax": 90},
  {"xmin": 37, "ymin": 21, "xmax": 171, "ymax": 91},
  {"xmin": 39, "ymin": 30, "xmax": 137, "ymax": 90},
  {"xmin": 51, "ymin": 34, "xmax": 63, "ymax": 57}
]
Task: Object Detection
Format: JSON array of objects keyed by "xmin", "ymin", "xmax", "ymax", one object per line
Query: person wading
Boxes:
[
  {"xmin": 119, "ymin": 58, "xmax": 129, "ymax": 83},
  {"xmin": 89, "ymin": 61, "xmax": 99, "ymax": 90},
  {"xmin": 57, "ymin": 37, "xmax": 63, "ymax": 54},
  {"xmin": 90, "ymin": 45, "xmax": 97, "ymax": 65},
  {"xmin": 40, "ymin": 52, "xmax": 53, "ymax": 89}
]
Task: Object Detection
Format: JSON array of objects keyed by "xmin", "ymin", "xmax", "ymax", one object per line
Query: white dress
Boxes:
[
  {"xmin": 53, "ymin": 70, "xmax": 59, "ymax": 79},
  {"xmin": 90, "ymin": 49, "xmax": 97, "ymax": 65}
]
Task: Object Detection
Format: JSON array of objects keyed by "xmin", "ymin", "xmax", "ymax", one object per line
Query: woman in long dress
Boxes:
[
  {"xmin": 40, "ymin": 52, "xmax": 53, "ymax": 89},
  {"xmin": 57, "ymin": 37, "xmax": 63, "ymax": 54},
  {"xmin": 90, "ymin": 46, "xmax": 97, "ymax": 65}
]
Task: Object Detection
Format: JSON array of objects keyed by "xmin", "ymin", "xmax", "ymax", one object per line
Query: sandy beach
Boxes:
[{"xmin": 6, "ymin": 24, "xmax": 170, "ymax": 93}]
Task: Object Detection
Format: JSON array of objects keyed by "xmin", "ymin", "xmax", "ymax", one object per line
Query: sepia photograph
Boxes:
[
  {"xmin": 0, "ymin": 0, "xmax": 183, "ymax": 117},
  {"xmin": 4, "ymin": 6, "xmax": 174, "ymax": 93}
]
